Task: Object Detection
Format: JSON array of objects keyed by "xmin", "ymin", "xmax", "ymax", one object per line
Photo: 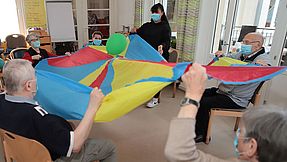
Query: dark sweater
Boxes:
[
  {"xmin": 137, "ymin": 21, "xmax": 171, "ymax": 61},
  {"xmin": 23, "ymin": 47, "xmax": 57, "ymax": 67},
  {"xmin": 0, "ymin": 94, "xmax": 73, "ymax": 160}
]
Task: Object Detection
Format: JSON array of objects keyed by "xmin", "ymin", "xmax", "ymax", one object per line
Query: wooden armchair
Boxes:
[
  {"xmin": 0, "ymin": 129, "xmax": 52, "ymax": 162},
  {"xmin": 205, "ymin": 82, "xmax": 264, "ymax": 144}
]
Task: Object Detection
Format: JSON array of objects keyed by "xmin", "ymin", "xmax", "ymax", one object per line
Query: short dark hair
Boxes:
[
  {"xmin": 242, "ymin": 106, "xmax": 287, "ymax": 162},
  {"xmin": 92, "ymin": 31, "xmax": 103, "ymax": 38},
  {"xmin": 151, "ymin": 3, "xmax": 169, "ymax": 23}
]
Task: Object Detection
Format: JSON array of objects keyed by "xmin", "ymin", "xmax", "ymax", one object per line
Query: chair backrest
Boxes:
[
  {"xmin": 0, "ymin": 129, "xmax": 52, "ymax": 162},
  {"xmin": 9, "ymin": 48, "xmax": 28, "ymax": 59},
  {"xmin": 250, "ymin": 82, "xmax": 265, "ymax": 106},
  {"xmin": 5, "ymin": 34, "xmax": 26, "ymax": 49},
  {"xmin": 168, "ymin": 50, "xmax": 178, "ymax": 63}
]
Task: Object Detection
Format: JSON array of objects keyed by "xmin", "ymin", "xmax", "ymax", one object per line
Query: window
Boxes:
[
  {"xmin": 165, "ymin": 0, "xmax": 176, "ymax": 32},
  {"xmin": 0, "ymin": 0, "xmax": 20, "ymax": 40},
  {"xmin": 72, "ymin": 0, "xmax": 110, "ymax": 47},
  {"xmin": 87, "ymin": 0, "xmax": 110, "ymax": 41}
]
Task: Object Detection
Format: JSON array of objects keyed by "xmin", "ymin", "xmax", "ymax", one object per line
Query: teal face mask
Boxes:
[
  {"xmin": 240, "ymin": 44, "xmax": 252, "ymax": 55},
  {"xmin": 234, "ymin": 128, "xmax": 249, "ymax": 158},
  {"xmin": 32, "ymin": 40, "xmax": 41, "ymax": 48},
  {"xmin": 233, "ymin": 129, "xmax": 240, "ymax": 157},
  {"xmin": 151, "ymin": 13, "xmax": 161, "ymax": 22},
  {"xmin": 93, "ymin": 39, "xmax": 102, "ymax": 46}
]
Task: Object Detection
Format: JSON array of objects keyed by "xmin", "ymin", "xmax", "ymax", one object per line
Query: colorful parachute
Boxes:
[{"xmin": 35, "ymin": 34, "xmax": 287, "ymax": 122}]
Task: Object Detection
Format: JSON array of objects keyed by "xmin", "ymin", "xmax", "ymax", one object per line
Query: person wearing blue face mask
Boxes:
[
  {"xmin": 131, "ymin": 3, "xmax": 171, "ymax": 108},
  {"xmin": 23, "ymin": 33, "xmax": 59, "ymax": 67},
  {"xmin": 216, "ymin": 32, "xmax": 270, "ymax": 65},
  {"xmin": 82, "ymin": 31, "xmax": 103, "ymax": 48},
  {"xmin": 191, "ymin": 33, "xmax": 272, "ymax": 144},
  {"xmin": 165, "ymin": 63, "xmax": 287, "ymax": 162}
]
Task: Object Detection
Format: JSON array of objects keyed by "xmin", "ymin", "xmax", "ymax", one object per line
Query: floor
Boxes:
[
  {"xmin": 85, "ymin": 85, "xmax": 238, "ymax": 162},
  {"xmin": 0, "ymin": 83, "xmax": 258, "ymax": 162},
  {"xmin": 265, "ymin": 72, "xmax": 287, "ymax": 107}
]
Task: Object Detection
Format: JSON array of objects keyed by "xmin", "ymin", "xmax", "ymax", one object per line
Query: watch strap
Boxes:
[{"xmin": 180, "ymin": 97, "xmax": 200, "ymax": 108}]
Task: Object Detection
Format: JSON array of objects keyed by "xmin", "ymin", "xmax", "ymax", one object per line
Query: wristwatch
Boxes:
[{"xmin": 180, "ymin": 97, "xmax": 200, "ymax": 108}]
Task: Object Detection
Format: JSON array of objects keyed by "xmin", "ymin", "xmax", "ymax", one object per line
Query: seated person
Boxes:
[
  {"xmin": 0, "ymin": 59, "xmax": 117, "ymax": 162},
  {"xmin": 23, "ymin": 33, "xmax": 57, "ymax": 67},
  {"xmin": 194, "ymin": 32, "xmax": 272, "ymax": 143},
  {"xmin": 165, "ymin": 63, "xmax": 287, "ymax": 162},
  {"xmin": 82, "ymin": 31, "xmax": 103, "ymax": 48}
]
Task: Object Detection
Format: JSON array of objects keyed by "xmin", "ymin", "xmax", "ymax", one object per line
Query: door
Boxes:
[
  {"xmin": 212, "ymin": 0, "xmax": 238, "ymax": 54},
  {"xmin": 86, "ymin": 0, "xmax": 110, "ymax": 43},
  {"xmin": 72, "ymin": 0, "xmax": 111, "ymax": 48}
]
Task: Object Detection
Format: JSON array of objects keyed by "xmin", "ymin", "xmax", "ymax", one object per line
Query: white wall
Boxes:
[
  {"xmin": 118, "ymin": 0, "xmax": 135, "ymax": 30},
  {"xmin": 111, "ymin": 0, "xmax": 135, "ymax": 32}
]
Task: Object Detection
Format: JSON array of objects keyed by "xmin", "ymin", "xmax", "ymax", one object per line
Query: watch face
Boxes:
[
  {"xmin": 181, "ymin": 98, "xmax": 188, "ymax": 105},
  {"xmin": 180, "ymin": 97, "xmax": 199, "ymax": 108}
]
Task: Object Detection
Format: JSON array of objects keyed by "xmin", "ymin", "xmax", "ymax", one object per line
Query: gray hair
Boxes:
[
  {"xmin": 26, "ymin": 33, "xmax": 40, "ymax": 44},
  {"xmin": 242, "ymin": 106, "xmax": 287, "ymax": 162},
  {"xmin": 3, "ymin": 59, "xmax": 35, "ymax": 94}
]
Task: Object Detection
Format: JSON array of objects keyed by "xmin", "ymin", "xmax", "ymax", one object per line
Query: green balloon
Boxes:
[
  {"xmin": 0, "ymin": 58, "xmax": 4, "ymax": 70},
  {"xmin": 106, "ymin": 33, "xmax": 127, "ymax": 55}
]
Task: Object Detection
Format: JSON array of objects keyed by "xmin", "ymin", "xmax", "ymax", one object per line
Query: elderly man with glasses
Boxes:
[{"xmin": 193, "ymin": 32, "xmax": 272, "ymax": 143}]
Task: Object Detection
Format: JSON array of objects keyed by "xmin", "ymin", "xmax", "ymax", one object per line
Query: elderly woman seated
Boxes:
[
  {"xmin": 165, "ymin": 63, "xmax": 287, "ymax": 162},
  {"xmin": 23, "ymin": 33, "xmax": 57, "ymax": 67}
]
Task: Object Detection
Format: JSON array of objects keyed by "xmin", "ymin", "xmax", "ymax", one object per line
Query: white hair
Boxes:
[
  {"xmin": 3, "ymin": 59, "xmax": 35, "ymax": 94},
  {"xmin": 26, "ymin": 33, "xmax": 40, "ymax": 44}
]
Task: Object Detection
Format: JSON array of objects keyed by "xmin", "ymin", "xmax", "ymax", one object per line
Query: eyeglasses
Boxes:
[
  {"xmin": 236, "ymin": 128, "xmax": 250, "ymax": 141},
  {"xmin": 30, "ymin": 39, "xmax": 39, "ymax": 42},
  {"xmin": 236, "ymin": 128, "xmax": 242, "ymax": 137},
  {"xmin": 242, "ymin": 40, "xmax": 260, "ymax": 45}
]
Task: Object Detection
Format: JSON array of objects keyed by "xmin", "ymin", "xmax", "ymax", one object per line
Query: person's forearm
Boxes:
[
  {"xmin": 165, "ymin": 118, "xmax": 198, "ymax": 162},
  {"xmin": 177, "ymin": 104, "xmax": 198, "ymax": 119},
  {"xmin": 73, "ymin": 104, "xmax": 98, "ymax": 152}
]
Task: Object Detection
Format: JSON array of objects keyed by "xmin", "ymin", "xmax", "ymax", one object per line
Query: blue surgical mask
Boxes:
[
  {"xmin": 32, "ymin": 40, "xmax": 41, "ymax": 48},
  {"xmin": 240, "ymin": 44, "xmax": 252, "ymax": 55},
  {"xmin": 93, "ymin": 39, "xmax": 102, "ymax": 46},
  {"xmin": 234, "ymin": 128, "xmax": 249, "ymax": 158},
  {"xmin": 151, "ymin": 13, "xmax": 161, "ymax": 22},
  {"xmin": 233, "ymin": 129, "xmax": 240, "ymax": 157}
]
